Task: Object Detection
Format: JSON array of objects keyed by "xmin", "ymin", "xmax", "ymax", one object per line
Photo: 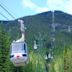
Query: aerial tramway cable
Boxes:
[
  {"xmin": 0, "ymin": 4, "xmax": 15, "ymax": 20},
  {"xmin": 0, "ymin": 12, "xmax": 9, "ymax": 20}
]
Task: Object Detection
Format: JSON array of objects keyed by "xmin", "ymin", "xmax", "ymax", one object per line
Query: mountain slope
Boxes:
[{"xmin": 0, "ymin": 10, "xmax": 72, "ymax": 46}]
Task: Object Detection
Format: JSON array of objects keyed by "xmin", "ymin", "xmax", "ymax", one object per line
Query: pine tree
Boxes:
[{"xmin": 0, "ymin": 24, "xmax": 13, "ymax": 72}]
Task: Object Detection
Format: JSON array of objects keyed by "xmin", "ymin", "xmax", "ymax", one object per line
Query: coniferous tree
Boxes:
[{"xmin": 0, "ymin": 24, "xmax": 13, "ymax": 72}]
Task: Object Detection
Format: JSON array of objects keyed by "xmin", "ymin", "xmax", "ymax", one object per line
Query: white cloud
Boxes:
[
  {"xmin": 65, "ymin": 0, "xmax": 72, "ymax": 14},
  {"xmin": 22, "ymin": 0, "xmax": 48, "ymax": 13},
  {"xmin": 22, "ymin": 0, "xmax": 72, "ymax": 15},
  {"xmin": 22, "ymin": 0, "xmax": 36, "ymax": 9},
  {"xmin": 47, "ymin": 0, "xmax": 72, "ymax": 14},
  {"xmin": 47, "ymin": 0, "xmax": 66, "ymax": 11}
]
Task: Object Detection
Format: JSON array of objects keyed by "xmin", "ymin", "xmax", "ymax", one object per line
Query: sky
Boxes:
[{"xmin": 0, "ymin": 0, "xmax": 72, "ymax": 20}]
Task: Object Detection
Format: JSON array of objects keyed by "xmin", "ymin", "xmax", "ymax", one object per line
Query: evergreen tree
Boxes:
[{"xmin": 0, "ymin": 25, "xmax": 13, "ymax": 72}]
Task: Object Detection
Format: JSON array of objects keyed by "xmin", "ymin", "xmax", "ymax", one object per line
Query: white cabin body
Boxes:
[{"xmin": 10, "ymin": 42, "xmax": 28, "ymax": 67}]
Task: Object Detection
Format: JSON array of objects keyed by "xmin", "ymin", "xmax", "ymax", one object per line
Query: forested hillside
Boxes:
[
  {"xmin": 0, "ymin": 11, "xmax": 72, "ymax": 45},
  {"xmin": 0, "ymin": 11, "xmax": 72, "ymax": 72}
]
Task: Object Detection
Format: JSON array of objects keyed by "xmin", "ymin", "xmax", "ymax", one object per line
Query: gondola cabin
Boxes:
[{"xmin": 10, "ymin": 41, "xmax": 28, "ymax": 67}]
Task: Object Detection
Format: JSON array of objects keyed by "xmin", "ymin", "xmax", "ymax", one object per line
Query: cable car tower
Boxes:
[
  {"xmin": 52, "ymin": 10, "xmax": 55, "ymax": 32},
  {"xmin": 51, "ymin": 10, "xmax": 56, "ymax": 49},
  {"xmin": 10, "ymin": 19, "xmax": 29, "ymax": 67},
  {"xmin": 45, "ymin": 10, "xmax": 55, "ymax": 64}
]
